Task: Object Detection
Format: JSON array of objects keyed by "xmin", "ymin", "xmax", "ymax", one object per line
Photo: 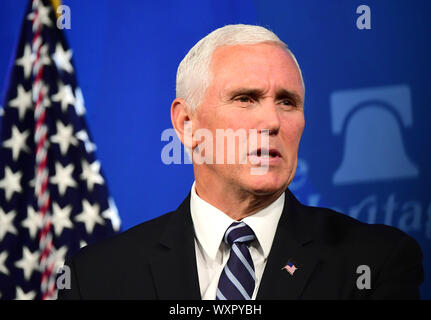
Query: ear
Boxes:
[{"xmin": 171, "ymin": 98, "xmax": 197, "ymax": 149}]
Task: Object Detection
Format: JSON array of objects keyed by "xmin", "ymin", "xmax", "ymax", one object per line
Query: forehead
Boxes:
[{"xmin": 209, "ymin": 43, "xmax": 303, "ymax": 95}]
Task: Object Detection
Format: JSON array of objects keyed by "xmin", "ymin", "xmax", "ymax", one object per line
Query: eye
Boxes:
[
  {"xmin": 235, "ymin": 95, "xmax": 253, "ymax": 103},
  {"xmin": 278, "ymin": 99, "xmax": 299, "ymax": 110},
  {"xmin": 280, "ymin": 99, "xmax": 294, "ymax": 106}
]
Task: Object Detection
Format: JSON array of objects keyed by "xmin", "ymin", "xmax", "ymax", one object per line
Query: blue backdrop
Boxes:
[{"xmin": 1, "ymin": 0, "xmax": 430, "ymax": 298}]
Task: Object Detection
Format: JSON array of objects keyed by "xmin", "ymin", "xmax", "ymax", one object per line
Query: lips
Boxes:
[
  {"xmin": 248, "ymin": 147, "xmax": 282, "ymax": 165},
  {"xmin": 249, "ymin": 148, "xmax": 282, "ymax": 158}
]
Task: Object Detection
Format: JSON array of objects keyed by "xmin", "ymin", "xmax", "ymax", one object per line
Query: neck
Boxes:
[{"xmin": 194, "ymin": 177, "xmax": 285, "ymax": 221}]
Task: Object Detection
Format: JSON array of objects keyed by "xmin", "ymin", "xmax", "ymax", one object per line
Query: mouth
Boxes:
[
  {"xmin": 248, "ymin": 148, "xmax": 282, "ymax": 165},
  {"xmin": 249, "ymin": 148, "xmax": 282, "ymax": 158}
]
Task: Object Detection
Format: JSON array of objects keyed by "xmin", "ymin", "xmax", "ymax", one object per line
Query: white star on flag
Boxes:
[
  {"xmin": 50, "ymin": 162, "xmax": 77, "ymax": 196},
  {"xmin": 2, "ymin": 126, "xmax": 30, "ymax": 160},
  {"xmin": 14, "ymin": 286, "xmax": 36, "ymax": 300},
  {"xmin": 80, "ymin": 159, "xmax": 104, "ymax": 191},
  {"xmin": 8, "ymin": 84, "xmax": 32, "ymax": 120},
  {"xmin": 27, "ymin": 2, "xmax": 52, "ymax": 29},
  {"xmin": 21, "ymin": 206, "xmax": 42, "ymax": 239},
  {"xmin": 0, "ymin": 251, "xmax": 10, "ymax": 276},
  {"xmin": 0, "ymin": 167, "xmax": 22, "ymax": 201},
  {"xmin": 51, "ymin": 245, "xmax": 68, "ymax": 273},
  {"xmin": 14, "ymin": 247, "xmax": 40, "ymax": 281},
  {"xmin": 50, "ymin": 121, "xmax": 78, "ymax": 155},
  {"xmin": 40, "ymin": 83, "xmax": 52, "ymax": 109},
  {"xmin": 75, "ymin": 199, "xmax": 105, "ymax": 234},
  {"xmin": 37, "ymin": 43, "xmax": 52, "ymax": 67},
  {"xmin": 15, "ymin": 44, "xmax": 33, "ymax": 79},
  {"xmin": 51, "ymin": 81, "xmax": 75, "ymax": 112},
  {"xmin": 76, "ymin": 130, "xmax": 96, "ymax": 153},
  {"xmin": 102, "ymin": 198, "xmax": 121, "ymax": 232},
  {"xmin": 0, "ymin": 207, "xmax": 17, "ymax": 241},
  {"xmin": 51, "ymin": 202, "xmax": 73, "ymax": 237},
  {"xmin": 79, "ymin": 240, "xmax": 88, "ymax": 249},
  {"xmin": 52, "ymin": 43, "xmax": 73, "ymax": 73},
  {"xmin": 74, "ymin": 87, "xmax": 86, "ymax": 116}
]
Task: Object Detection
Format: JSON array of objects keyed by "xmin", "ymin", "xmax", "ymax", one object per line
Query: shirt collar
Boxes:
[
  {"xmin": 242, "ymin": 192, "xmax": 284, "ymax": 259},
  {"xmin": 190, "ymin": 181, "xmax": 284, "ymax": 260}
]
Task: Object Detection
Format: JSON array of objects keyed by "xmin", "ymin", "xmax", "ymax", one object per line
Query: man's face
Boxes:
[{"xmin": 192, "ymin": 42, "xmax": 305, "ymax": 195}]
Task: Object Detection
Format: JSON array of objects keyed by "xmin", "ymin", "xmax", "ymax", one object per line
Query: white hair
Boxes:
[{"xmin": 176, "ymin": 24, "xmax": 304, "ymax": 113}]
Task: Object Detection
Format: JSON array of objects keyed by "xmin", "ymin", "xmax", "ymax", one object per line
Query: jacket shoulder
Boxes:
[
  {"xmin": 70, "ymin": 210, "xmax": 175, "ymax": 266},
  {"xmin": 294, "ymin": 203, "xmax": 423, "ymax": 299},
  {"xmin": 301, "ymin": 204, "xmax": 417, "ymax": 249},
  {"xmin": 59, "ymin": 211, "xmax": 177, "ymax": 299}
]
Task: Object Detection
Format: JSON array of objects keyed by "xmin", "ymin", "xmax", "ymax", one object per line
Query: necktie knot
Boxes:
[{"xmin": 223, "ymin": 221, "xmax": 256, "ymax": 247}]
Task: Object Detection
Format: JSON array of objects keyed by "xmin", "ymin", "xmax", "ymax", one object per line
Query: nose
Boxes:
[{"xmin": 257, "ymin": 100, "xmax": 281, "ymax": 136}]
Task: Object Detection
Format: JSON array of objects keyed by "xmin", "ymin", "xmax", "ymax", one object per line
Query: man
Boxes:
[{"xmin": 58, "ymin": 24, "xmax": 424, "ymax": 300}]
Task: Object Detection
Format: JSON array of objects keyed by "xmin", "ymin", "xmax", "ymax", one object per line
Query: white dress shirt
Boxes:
[{"xmin": 190, "ymin": 181, "xmax": 285, "ymax": 300}]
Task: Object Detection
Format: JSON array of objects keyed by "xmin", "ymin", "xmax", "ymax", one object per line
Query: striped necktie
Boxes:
[{"xmin": 216, "ymin": 221, "xmax": 256, "ymax": 300}]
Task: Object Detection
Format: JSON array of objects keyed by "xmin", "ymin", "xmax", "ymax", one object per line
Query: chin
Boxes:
[{"xmin": 245, "ymin": 173, "xmax": 288, "ymax": 195}]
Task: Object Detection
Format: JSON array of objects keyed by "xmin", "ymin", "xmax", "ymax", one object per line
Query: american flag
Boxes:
[
  {"xmin": 0, "ymin": 0, "xmax": 121, "ymax": 300},
  {"xmin": 282, "ymin": 263, "xmax": 298, "ymax": 275}
]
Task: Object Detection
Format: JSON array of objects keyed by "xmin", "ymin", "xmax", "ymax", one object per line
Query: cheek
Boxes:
[
  {"xmin": 282, "ymin": 115, "xmax": 305, "ymax": 148},
  {"xmin": 199, "ymin": 108, "xmax": 238, "ymax": 131},
  {"xmin": 218, "ymin": 109, "xmax": 250, "ymax": 129}
]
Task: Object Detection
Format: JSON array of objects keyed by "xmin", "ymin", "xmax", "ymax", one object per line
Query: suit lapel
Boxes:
[
  {"xmin": 149, "ymin": 193, "xmax": 201, "ymax": 299},
  {"xmin": 257, "ymin": 190, "xmax": 321, "ymax": 299}
]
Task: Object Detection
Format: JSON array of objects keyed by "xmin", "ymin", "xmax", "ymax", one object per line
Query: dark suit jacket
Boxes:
[{"xmin": 58, "ymin": 190, "xmax": 424, "ymax": 300}]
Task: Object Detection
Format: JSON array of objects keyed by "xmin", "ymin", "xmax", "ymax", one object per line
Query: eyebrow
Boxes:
[
  {"xmin": 275, "ymin": 88, "xmax": 303, "ymax": 106},
  {"xmin": 226, "ymin": 87, "xmax": 303, "ymax": 106}
]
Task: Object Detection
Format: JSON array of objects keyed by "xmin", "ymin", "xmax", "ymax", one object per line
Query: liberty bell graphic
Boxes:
[{"xmin": 330, "ymin": 85, "xmax": 419, "ymax": 185}]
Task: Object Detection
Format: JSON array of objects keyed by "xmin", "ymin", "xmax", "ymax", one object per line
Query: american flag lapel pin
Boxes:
[{"xmin": 282, "ymin": 261, "xmax": 298, "ymax": 275}]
